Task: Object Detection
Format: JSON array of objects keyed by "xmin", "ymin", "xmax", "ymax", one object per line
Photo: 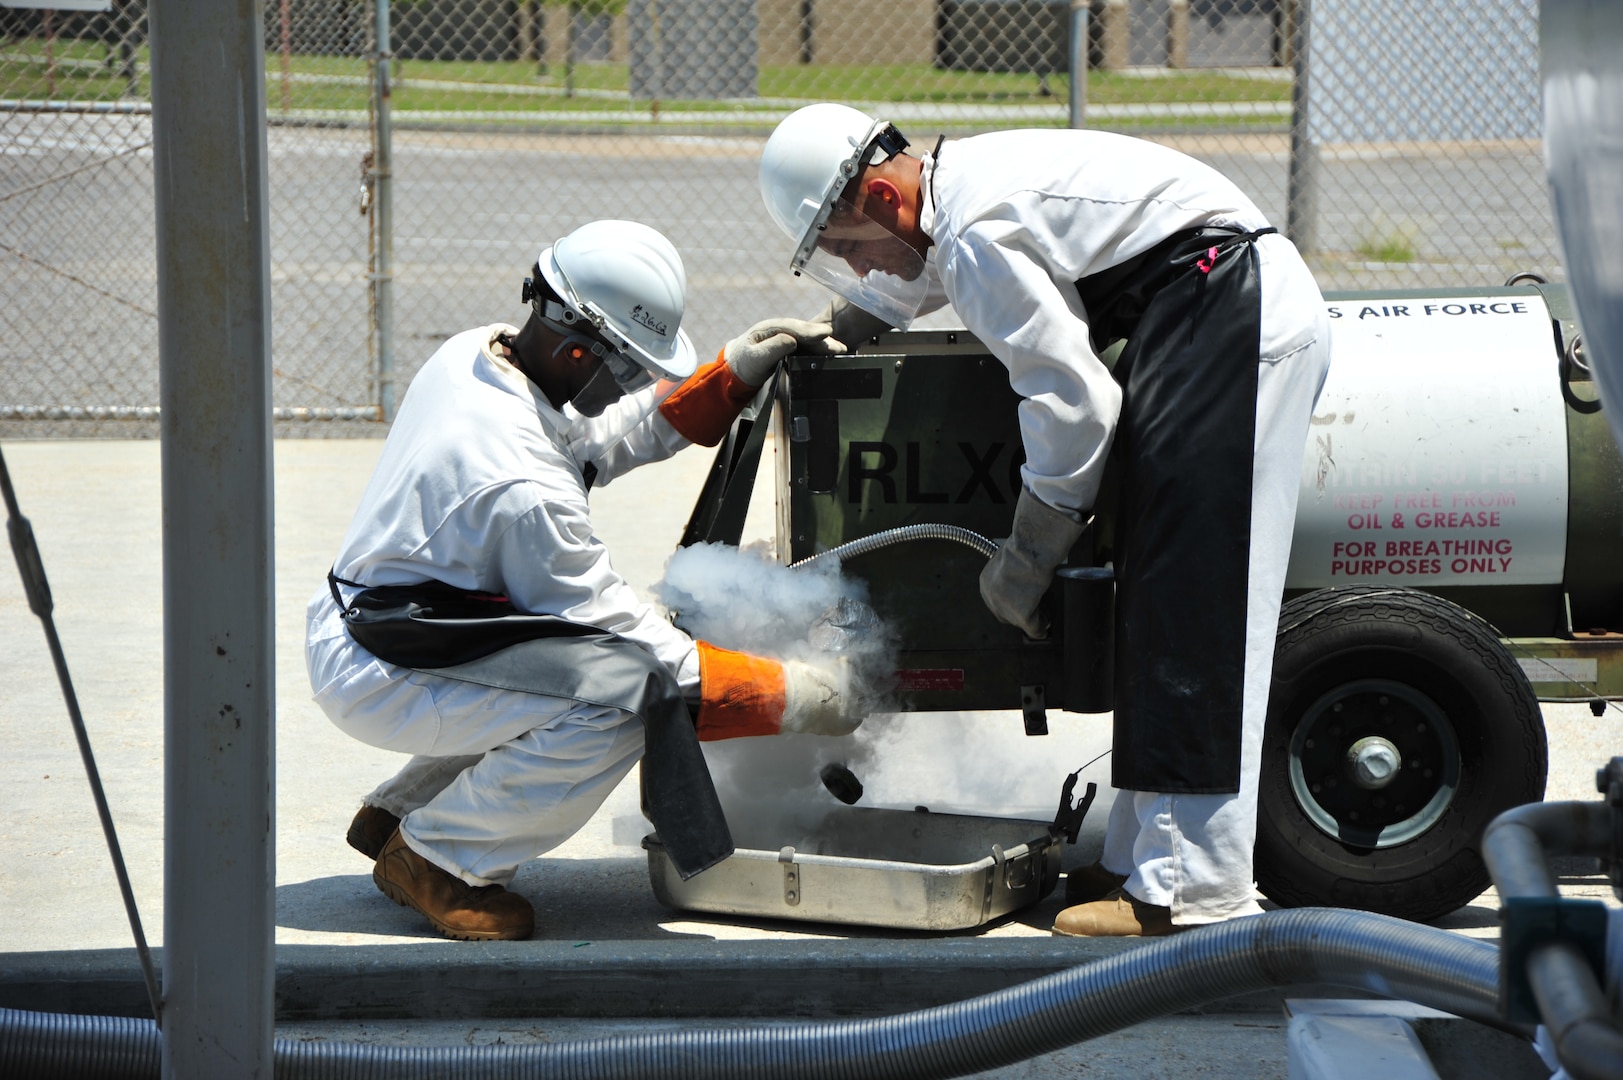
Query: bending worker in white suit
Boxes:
[
  {"xmin": 758, "ymin": 105, "xmax": 1332, "ymax": 936},
  {"xmin": 307, "ymin": 219, "xmax": 859, "ymax": 941}
]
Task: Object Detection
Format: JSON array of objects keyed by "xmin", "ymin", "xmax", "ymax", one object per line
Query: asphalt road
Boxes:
[{"xmin": 1, "ymin": 115, "xmax": 1559, "ymax": 431}]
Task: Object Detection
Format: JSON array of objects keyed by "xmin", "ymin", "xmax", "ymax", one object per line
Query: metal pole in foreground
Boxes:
[
  {"xmin": 373, "ymin": 0, "xmax": 397, "ymax": 421},
  {"xmin": 1068, "ymin": 0, "xmax": 1088, "ymax": 128},
  {"xmin": 148, "ymin": 0, "xmax": 276, "ymax": 1073},
  {"xmin": 1285, "ymin": 0, "xmax": 1317, "ymax": 253}
]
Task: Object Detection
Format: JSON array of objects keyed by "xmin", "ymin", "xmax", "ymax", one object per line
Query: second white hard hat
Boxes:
[
  {"xmin": 759, "ymin": 104, "xmax": 927, "ymax": 329},
  {"xmin": 758, "ymin": 103, "xmax": 895, "ymax": 248},
  {"xmin": 536, "ymin": 219, "xmax": 698, "ymax": 382}
]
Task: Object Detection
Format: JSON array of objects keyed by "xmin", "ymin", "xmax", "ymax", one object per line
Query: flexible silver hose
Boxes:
[
  {"xmin": 1481, "ymin": 800, "xmax": 1623, "ymax": 1080},
  {"xmin": 1, "ymin": 908, "xmax": 1508, "ymax": 1079},
  {"xmin": 790, "ymin": 523, "xmax": 998, "ymax": 572}
]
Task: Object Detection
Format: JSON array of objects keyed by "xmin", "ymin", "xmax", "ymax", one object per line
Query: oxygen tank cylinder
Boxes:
[{"xmin": 1285, "ymin": 286, "xmax": 1623, "ymax": 637}]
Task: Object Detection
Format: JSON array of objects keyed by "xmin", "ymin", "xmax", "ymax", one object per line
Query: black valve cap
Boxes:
[{"xmin": 820, "ymin": 762, "xmax": 864, "ymax": 805}]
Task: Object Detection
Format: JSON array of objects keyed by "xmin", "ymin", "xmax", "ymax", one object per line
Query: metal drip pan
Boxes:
[{"xmin": 644, "ymin": 804, "xmax": 1063, "ymax": 931}]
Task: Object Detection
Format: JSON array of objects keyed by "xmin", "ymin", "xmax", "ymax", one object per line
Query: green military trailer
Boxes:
[{"xmin": 683, "ymin": 281, "xmax": 1623, "ymax": 924}]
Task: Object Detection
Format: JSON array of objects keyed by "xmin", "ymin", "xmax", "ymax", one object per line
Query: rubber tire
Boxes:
[{"xmin": 1255, "ymin": 585, "xmax": 1547, "ymax": 923}]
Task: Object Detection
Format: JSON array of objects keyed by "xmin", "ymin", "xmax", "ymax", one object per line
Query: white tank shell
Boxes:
[{"xmin": 1287, "ymin": 292, "xmax": 1569, "ymax": 589}]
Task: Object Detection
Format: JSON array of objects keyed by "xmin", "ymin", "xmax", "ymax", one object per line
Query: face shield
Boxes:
[
  {"xmin": 526, "ymin": 270, "xmax": 658, "ymax": 415},
  {"xmin": 788, "ymin": 121, "xmax": 928, "ymax": 329},
  {"xmin": 794, "ymin": 198, "xmax": 929, "ymax": 328},
  {"xmin": 557, "ymin": 339, "xmax": 655, "ymax": 417},
  {"xmin": 569, "ymin": 359, "xmax": 630, "ymax": 417}
]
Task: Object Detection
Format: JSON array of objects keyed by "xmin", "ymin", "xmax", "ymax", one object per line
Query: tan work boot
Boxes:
[
  {"xmin": 1052, "ymin": 889, "xmax": 1182, "ymax": 938},
  {"xmin": 346, "ymin": 804, "xmax": 402, "ymax": 860},
  {"xmin": 1063, "ymin": 861, "xmax": 1130, "ymax": 905},
  {"xmin": 372, "ymin": 829, "xmax": 535, "ymax": 941}
]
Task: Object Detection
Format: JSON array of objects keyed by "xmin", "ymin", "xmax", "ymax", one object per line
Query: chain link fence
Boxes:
[{"xmin": 0, "ymin": 0, "xmax": 1553, "ymax": 436}]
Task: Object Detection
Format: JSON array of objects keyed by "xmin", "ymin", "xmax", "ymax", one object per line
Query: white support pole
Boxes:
[
  {"xmin": 373, "ymin": 0, "xmax": 397, "ymax": 421},
  {"xmin": 148, "ymin": 0, "xmax": 277, "ymax": 1072},
  {"xmin": 1285, "ymin": 0, "xmax": 1317, "ymax": 254},
  {"xmin": 1068, "ymin": 0, "xmax": 1089, "ymax": 128}
]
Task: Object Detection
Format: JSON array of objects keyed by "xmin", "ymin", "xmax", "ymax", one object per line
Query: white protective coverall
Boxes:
[
  {"xmin": 306, "ymin": 325, "xmax": 701, "ymax": 887},
  {"xmin": 916, "ymin": 128, "xmax": 1333, "ymax": 922}
]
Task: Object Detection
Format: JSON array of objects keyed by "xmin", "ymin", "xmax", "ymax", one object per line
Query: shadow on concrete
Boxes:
[
  {"xmin": 277, "ymin": 873, "xmax": 430, "ymax": 938},
  {"xmin": 1429, "ymin": 901, "xmax": 1500, "ymax": 933},
  {"xmin": 277, "ymin": 858, "xmax": 736, "ymax": 942}
]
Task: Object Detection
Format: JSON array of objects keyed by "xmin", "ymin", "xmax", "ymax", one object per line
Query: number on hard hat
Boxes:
[
  {"xmin": 525, "ymin": 220, "xmax": 698, "ymax": 394},
  {"xmin": 758, "ymin": 103, "xmax": 929, "ymax": 328}
]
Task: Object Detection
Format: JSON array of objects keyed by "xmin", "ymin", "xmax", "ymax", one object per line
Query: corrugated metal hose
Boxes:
[
  {"xmin": 1, "ymin": 907, "xmax": 1507, "ymax": 1079},
  {"xmin": 789, "ymin": 523, "xmax": 999, "ymax": 572}
]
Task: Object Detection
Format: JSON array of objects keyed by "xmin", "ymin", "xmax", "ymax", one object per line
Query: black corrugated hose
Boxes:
[{"xmin": 1, "ymin": 907, "xmax": 1508, "ymax": 1080}]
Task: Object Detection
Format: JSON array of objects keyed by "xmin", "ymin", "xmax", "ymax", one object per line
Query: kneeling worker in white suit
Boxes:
[{"xmin": 307, "ymin": 219, "xmax": 857, "ymax": 940}]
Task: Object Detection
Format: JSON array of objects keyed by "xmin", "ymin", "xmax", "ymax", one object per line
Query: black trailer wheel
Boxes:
[{"xmin": 1255, "ymin": 585, "xmax": 1547, "ymax": 923}]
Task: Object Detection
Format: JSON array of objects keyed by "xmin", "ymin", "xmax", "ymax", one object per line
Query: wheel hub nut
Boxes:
[{"xmin": 1348, "ymin": 737, "xmax": 1402, "ymax": 789}]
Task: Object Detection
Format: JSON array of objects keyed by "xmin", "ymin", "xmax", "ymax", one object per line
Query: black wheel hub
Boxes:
[{"xmin": 1287, "ymin": 678, "xmax": 1461, "ymax": 848}]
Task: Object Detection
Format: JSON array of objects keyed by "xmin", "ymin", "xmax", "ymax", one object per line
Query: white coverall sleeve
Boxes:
[
  {"xmin": 942, "ymin": 223, "xmax": 1123, "ymax": 517},
  {"xmin": 494, "ymin": 486, "xmax": 700, "ymax": 693},
  {"xmin": 565, "ymin": 381, "xmax": 691, "ymax": 488}
]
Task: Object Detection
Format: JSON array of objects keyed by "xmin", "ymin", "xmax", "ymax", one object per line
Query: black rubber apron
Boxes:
[
  {"xmin": 328, "ymin": 574, "xmax": 733, "ymax": 879},
  {"xmin": 1074, "ymin": 227, "xmax": 1270, "ymax": 794}
]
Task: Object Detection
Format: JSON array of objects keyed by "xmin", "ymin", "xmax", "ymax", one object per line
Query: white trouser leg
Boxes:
[
  {"xmin": 364, "ymin": 755, "xmax": 483, "ymax": 818},
  {"xmin": 1124, "ymin": 304, "xmax": 1332, "ymax": 924},
  {"xmin": 399, "ymin": 703, "xmax": 646, "ymax": 887},
  {"xmin": 1099, "ymin": 787, "xmax": 1140, "ymax": 876}
]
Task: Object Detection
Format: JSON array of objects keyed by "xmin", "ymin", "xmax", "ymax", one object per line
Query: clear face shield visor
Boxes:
[
  {"xmin": 794, "ymin": 203, "xmax": 929, "ymax": 329},
  {"xmin": 789, "ymin": 121, "xmax": 927, "ymax": 329},
  {"xmin": 528, "ymin": 284, "xmax": 657, "ymax": 416}
]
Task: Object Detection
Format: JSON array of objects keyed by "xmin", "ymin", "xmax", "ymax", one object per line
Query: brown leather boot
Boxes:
[
  {"xmin": 1052, "ymin": 889, "xmax": 1182, "ymax": 938},
  {"xmin": 346, "ymin": 804, "xmax": 402, "ymax": 860},
  {"xmin": 372, "ymin": 829, "xmax": 535, "ymax": 941},
  {"xmin": 1063, "ymin": 861, "xmax": 1130, "ymax": 905}
]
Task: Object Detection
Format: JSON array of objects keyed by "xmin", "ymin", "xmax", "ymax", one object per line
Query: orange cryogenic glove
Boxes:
[
  {"xmin": 659, "ymin": 319, "xmax": 844, "ymax": 446},
  {"xmin": 658, "ymin": 352, "xmax": 757, "ymax": 448},
  {"xmin": 694, "ymin": 641, "xmax": 862, "ymax": 740}
]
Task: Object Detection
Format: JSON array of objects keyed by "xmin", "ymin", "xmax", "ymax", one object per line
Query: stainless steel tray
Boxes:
[{"xmin": 643, "ymin": 805, "xmax": 1062, "ymax": 931}]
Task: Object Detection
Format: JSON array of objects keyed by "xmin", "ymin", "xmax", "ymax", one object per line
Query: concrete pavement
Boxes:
[{"xmin": 0, "ymin": 436, "xmax": 1616, "ymax": 1077}]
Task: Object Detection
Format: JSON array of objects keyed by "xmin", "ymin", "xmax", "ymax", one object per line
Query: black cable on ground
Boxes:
[{"xmin": 1, "ymin": 444, "xmax": 162, "ymax": 1025}]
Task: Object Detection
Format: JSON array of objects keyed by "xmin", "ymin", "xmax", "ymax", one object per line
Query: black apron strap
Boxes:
[
  {"xmin": 1101, "ymin": 237, "xmax": 1266, "ymax": 794},
  {"xmin": 335, "ymin": 579, "xmax": 733, "ymax": 879},
  {"xmin": 1075, "ymin": 226, "xmax": 1274, "ymax": 355}
]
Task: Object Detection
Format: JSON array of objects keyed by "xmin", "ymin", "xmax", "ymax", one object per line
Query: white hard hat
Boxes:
[
  {"xmin": 758, "ymin": 104, "xmax": 927, "ymax": 328},
  {"xmin": 759, "ymin": 103, "xmax": 896, "ymax": 246},
  {"xmin": 535, "ymin": 219, "xmax": 698, "ymax": 382}
]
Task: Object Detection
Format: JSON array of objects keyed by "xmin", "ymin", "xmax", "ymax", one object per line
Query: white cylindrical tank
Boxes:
[{"xmin": 1289, "ymin": 291, "xmax": 1570, "ymax": 590}]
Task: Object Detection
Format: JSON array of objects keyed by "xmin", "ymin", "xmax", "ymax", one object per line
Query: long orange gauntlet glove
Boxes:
[
  {"xmin": 658, "ymin": 353, "xmax": 757, "ymax": 448},
  {"xmin": 694, "ymin": 641, "xmax": 862, "ymax": 740},
  {"xmin": 659, "ymin": 319, "xmax": 844, "ymax": 447}
]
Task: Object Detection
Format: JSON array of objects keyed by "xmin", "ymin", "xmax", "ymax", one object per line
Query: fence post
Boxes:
[
  {"xmin": 372, "ymin": 0, "xmax": 397, "ymax": 421},
  {"xmin": 1068, "ymin": 0, "xmax": 1088, "ymax": 128},
  {"xmin": 518, "ymin": 0, "xmax": 540, "ymax": 70},
  {"xmin": 1285, "ymin": 0, "xmax": 1317, "ymax": 255},
  {"xmin": 1099, "ymin": 0, "xmax": 1128, "ymax": 71},
  {"xmin": 1168, "ymin": 0, "xmax": 1189, "ymax": 70}
]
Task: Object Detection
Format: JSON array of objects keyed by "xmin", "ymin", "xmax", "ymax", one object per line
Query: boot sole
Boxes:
[
  {"xmin": 347, "ymin": 826, "xmax": 384, "ymax": 861},
  {"xmin": 347, "ymin": 809, "xmax": 400, "ymax": 860},
  {"xmin": 373, "ymin": 873, "xmax": 534, "ymax": 942}
]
